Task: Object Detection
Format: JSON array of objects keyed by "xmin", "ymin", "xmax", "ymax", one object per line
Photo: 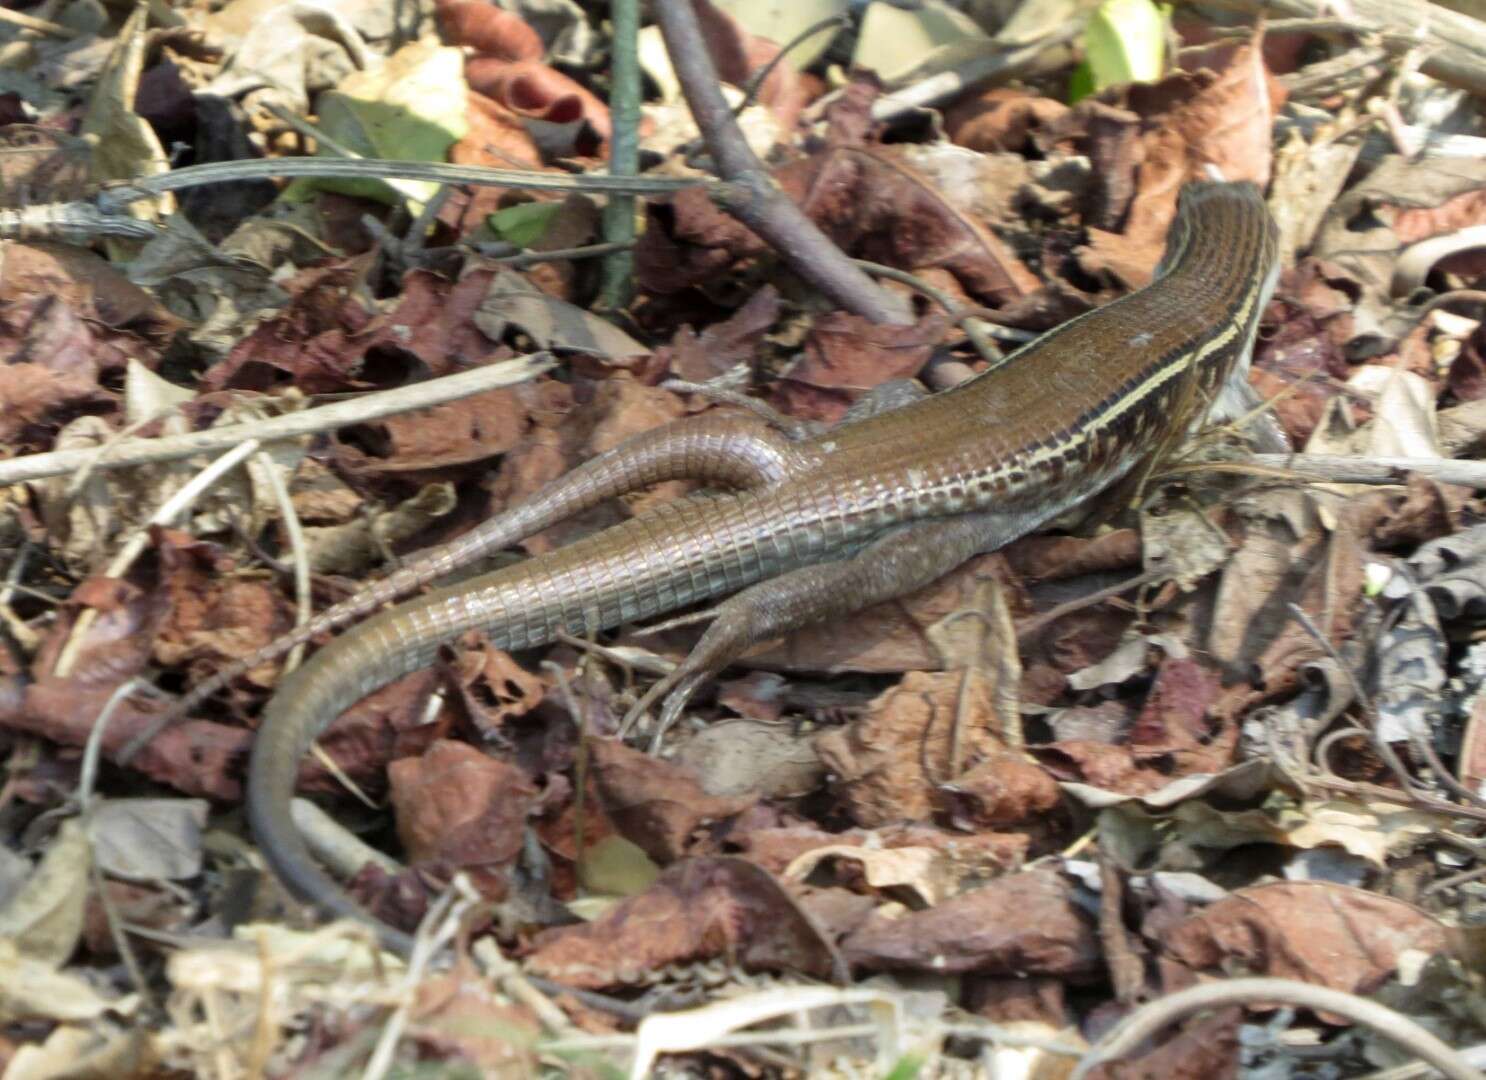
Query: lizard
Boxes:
[{"xmin": 233, "ymin": 180, "xmax": 1279, "ymax": 956}]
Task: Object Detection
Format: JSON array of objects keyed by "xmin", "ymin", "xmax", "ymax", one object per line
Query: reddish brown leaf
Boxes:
[
  {"xmin": 0, "ymin": 241, "xmax": 178, "ymax": 332},
  {"xmin": 1085, "ymin": 1009, "xmax": 1241, "ymax": 1080},
  {"xmin": 945, "ymin": 753, "xmax": 1063, "ymax": 829},
  {"xmin": 814, "ymin": 670, "xmax": 1011, "ymax": 827},
  {"xmin": 526, "ymin": 856, "xmax": 843, "ymax": 988},
  {"xmin": 590, "ymin": 739, "xmax": 754, "ymax": 864},
  {"xmin": 1033, "ymin": 741, "xmax": 1163, "ymax": 797},
  {"xmin": 693, "ymin": 0, "xmax": 811, "ymax": 129},
  {"xmin": 1, "ymin": 678, "xmax": 248, "ymax": 800},
  {"xmin": 464, "ymin": 59, "xmax": 611, "ymax": 148},
  {"xmin": 1158, "ymin": 881, "xmax": 1452, "ymax": 996},
  {"xmin": 946, "ymin": 87, "xmax": 1070, "ymax": 153},
  {"xmin": 842, "ymin": 870, "xmax": 1100, "ymax": 975},
  {"xmin": 771, "ymin": 312, "xmax": 950, "ymax": 423},
  {"xmin": 341, "ymin": 387, "xmax": 531, "ymax": 473},
  {"xmin": 1127, "ymin": 657, "xmax": 1224, "ymax": 772},
  {"xmin": 660, "ymin": 285, "xmax": 780, "ymax": 384},
  {"xmin": 436, "ymin": 0, "xmax": 544, "ymax": 61},
  {"xmin": 446, "ymin": 640, "xmax": 544, "ymax": 738},
  {"xmin": 389, "ymin": 739, "xmax": 539, "ymax": 872},
  {"xmin": 640, "ymin": 145, "xmax": 1038, "ymax": 306},
  {"xmin": 0, "ymin": 364, "xmax": 110, "ymax": 445},
  {"xmin": 200, "ymin": 257, "xmax": 380, "ymax": 393},
  {"xmin": 1044, "ymin": 37, "xmax": 1283, "ymax": 287},
  {"xmin": 964, "ymin": 976, "xmax": 1071, "ymax": 1027}
]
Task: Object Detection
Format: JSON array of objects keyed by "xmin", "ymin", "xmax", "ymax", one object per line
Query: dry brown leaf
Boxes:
[
  {"xmin": 1158, "ymin": 881, "xmax": 1452, "ymax": 996},
  {"xmin": 0, "ymin": 365, "xmax": 111, "ymax": 446},
  {"xmin": 388, "ymin": 739, "xmax": 538, "ymax": 872},
  {"xmin": 343, "ymin": 388, "xmax": 531, "ymax": 473},
  {"xmin": 436, "ymin": 0, "xmax": 544, "ymax": 62},
  {"xmin": 693, "ymin": 0, "xmax": 812, "ymax": 129},
  {"xmin": 946, "ymin": 87, "xmax": 1070, "ymax": 154},
  {"xmin": 946, "ymin": 753, "xmax": 1063, "ymax": 829},
  {"xmin": 841, "ymin": 869, "xmax": 1100, "ymax": 976},
  {"xmin": 590, "ymin": 738, "xmax": 754, "ymax": 864},
  {"xmin": 526, "ymin": 856, "xmax": 843, "ymax": 988},
  {"xmin": 0, "ymin": 242, "xmax": 177, "ymax": 332},
  {"xmin": 1048, "ymin": 37, "xmax": 1283, "ymax": 287},
  {"xmin": 771, "ymin": 312, "xmax": 950, "ymax": 423},
  {"xmin": 814, "ymin": 668, "xmax": 1008, "ymax": 827},
  {"xmin": 640, "ymin": 144, "xmax": 1038, "ymax": 306},
  {"xmin": 660, "ymin": 286, "xmax": 780, "ymax": 384},
  {"xmin": 672, "ymin": 717, "xmax": 824, "ymax": 799},
  {"xmin": 735, "ymin": 823, "xmax": 1028, "ymax": 879}
]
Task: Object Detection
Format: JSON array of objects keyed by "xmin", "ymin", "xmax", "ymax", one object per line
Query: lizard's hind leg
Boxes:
[{"xmin": 622, "ymin": 510, "xmax": 1013, "ymax": 749}]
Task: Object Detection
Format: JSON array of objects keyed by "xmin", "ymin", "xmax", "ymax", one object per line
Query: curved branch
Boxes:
[
  {"xmin": 1072, "ymin": 978, "xmax": 1480, "ymax": 1080},
  {"xmin": 653, "ymin": 0, "xmax": 913, "ymax": 325}
]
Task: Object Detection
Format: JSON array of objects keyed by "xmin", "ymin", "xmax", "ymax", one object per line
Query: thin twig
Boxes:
[
  {"xmin": 733, "ymin": 13, "xmax": 850, "ymax": 115},
  {"xmin": 491, "ymin": 239, "xmax": 634, "ymax": 268},
  {"xmin": 1015, "ymin": 569, "xmax": 1163, "ymax": 642},
  {"xmin": 599, "ymin": 0, "xmax": 642, "ymax": 310},
  {"xmin": 1207, "ymin": 0, "xmax": 1486, "ymax": 100},
  {"xmin": 95, "ymin": 157, "xmax": 703, "ymax": 213},
  {"xmin": 0, "ymin": 353, "xmax": 554, "ymax": 486},
  {"xmin": 866, "ymin": 26, "xmax": 1080, "ymax": 123},
  {"xmin": 255, "ymin": 448, "xmax": 310, "ymax": 673},
  {"xmin": 1409, "ymin": 289, "xmax": 1486, "ymax": 320},
  {"xmin": 0, "ymin": 4, "xmax": 77, "ymax": 36},
  {"xmin": 850, "ymin": 258, "xmax": 1034, "ymax": 363},
  {"xmin": 1071, "ymin": 977, "xmax": 1481, "ymax": 1080},
  {"xmin": 1213, "ymin": 452, "xmax": 1486, "ymax": 490},
  {"xmin": 653, "ymin": 0, "xmax": 911, "ymax": 325},
  {"xmin": 53, "ymin": 438, "xmax": 263, "ymax": 678}
]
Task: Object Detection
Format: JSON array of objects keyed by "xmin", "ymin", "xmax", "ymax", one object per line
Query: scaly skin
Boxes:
[{"xmin": 247, "ymin": 181, "xmax": 1280, "ymax": 955}]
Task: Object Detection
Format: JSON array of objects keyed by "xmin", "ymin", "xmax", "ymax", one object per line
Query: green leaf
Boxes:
[
  {"xmin": 1084, "ymin": 0, "xmax": 1167, "ymax": 93},
  {"xmin": 488, "ymin": 202, "xmax": 563, "ymax": 249},
  {"xmin": 1067, "ymin": 59, "xmax": 1096, "ymax": 103},
  {"xmin": 285, "ymin": 40, "xmax": 467, "ymax": 209}
]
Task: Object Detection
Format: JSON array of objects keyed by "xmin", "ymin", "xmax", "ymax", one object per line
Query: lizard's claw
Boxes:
[{"xmin": 619, "ymin": 602, "xmax": 757, "ymax": 749}]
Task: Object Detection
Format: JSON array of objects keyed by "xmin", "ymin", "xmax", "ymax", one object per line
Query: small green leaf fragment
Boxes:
[
  {"xmin": 1084, "ymin": 0, "xmax": 1167, "ymax": 92},
  {"xmin": 488, "ymin": 202, "xmax": 563, "ymax": 249}
]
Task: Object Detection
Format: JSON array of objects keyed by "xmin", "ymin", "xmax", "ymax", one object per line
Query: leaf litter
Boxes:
[{"xmin": 4, "ymin": 1, "xmax": 1486, "ymax": 1077}]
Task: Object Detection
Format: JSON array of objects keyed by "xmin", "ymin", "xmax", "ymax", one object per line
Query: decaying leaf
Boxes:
[
  {"xmin": 527, "ymin": 857, "xmax": 844, "ymax": 988},
  {"xmin": 0, "ymin": 818, "xmax": 91, "ymax": 967}
]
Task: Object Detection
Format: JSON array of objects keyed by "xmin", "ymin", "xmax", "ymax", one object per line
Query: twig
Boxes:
[
  {"xmin": 0, "ymin": 4, "xmax": 77, "ymax": 37},
  {"xmin": 1071, "ymin": 977, "xmax": 1481, "ymax": 1080},
  {"xmin": 1015, "ymin": 569, "xmax": 1162, "ymax": 642},
  {"xmin": 653, "ymin": 0, "xmax": 912, "ymax": 325},
  {"xmin": 1207, "ymin": 0, "xmax": 1486, "ymax": 100},
  {"xmin": 1393, "ymin": 227, "xmax": 1486, "ymax": 297},
  {"xmin": 599, "ymin": 0, "xmax": 641, "ymax": 310},
  {"xmin": 866, "ymin": 26, "xmax": 1081, "ymax": 123},
  {"xmin": 734, "ymin": 14, "xmax": 850, "ymax": 115},
  {"xmin": 255, "ymin": 448, "xmax": 310, "ymax": 673},
  {"xmin": 0, "ymin": 353, "xmax": 554, "ymax": 486},
  {"xmin": 95, "ymin": 158, "xmax": 703, "ymax": 214},
  {"xmin": 491, "ymin": 239, "xmax": 634, "ymax": 268},
  {"xmin": 53, "ymin": 439, "xmax": 263, "ymax": 678},
  {"xmin": 1232, "ymin": 453, "xmax": 1486, "ymax": 490},
  {"xmin": 1360, "ymin": 1043, "xmax": 1486, "ymax": 1080},
  {"xmin": 1408, "ymin": 289, "xmax": 1486, "ymax": 320},
  {"xmin": 850, "ymin": 258, "xmax": 1034, "ymax": 365}
]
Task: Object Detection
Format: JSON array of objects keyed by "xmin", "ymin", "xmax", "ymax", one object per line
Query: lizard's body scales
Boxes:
[{"xmin": 246, "ymin": 181, "xmax": 1281, "ymax": 954}]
